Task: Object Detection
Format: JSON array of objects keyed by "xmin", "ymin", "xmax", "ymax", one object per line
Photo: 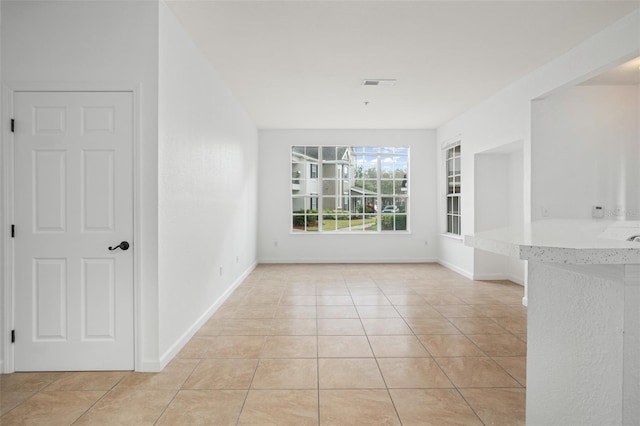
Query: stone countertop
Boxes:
[{"xmin": 465, "ymin": 219, "xmax": 640, "ymax": 265}]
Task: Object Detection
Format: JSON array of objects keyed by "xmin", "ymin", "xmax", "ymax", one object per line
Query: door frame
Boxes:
[{"xmin": 2, "ymin": 83, "xmax": 143, "ymax": 373}]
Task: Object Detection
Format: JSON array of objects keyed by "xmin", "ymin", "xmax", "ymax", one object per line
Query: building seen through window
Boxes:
[{"xmin": 291, "ymin": 146, "xmax": 409, "ymax": 232}]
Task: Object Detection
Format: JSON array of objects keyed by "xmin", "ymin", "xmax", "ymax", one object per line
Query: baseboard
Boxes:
[
  {"xmin": 522, "ymin": 296, "xmax": 528, "ymax": 307},
  {"xmin": 139, "ymin": 359, "xmax": 163, "ymax": 373},
  {"xmin": 472, "ymin": 273, "xmax": 507, "ymax": 281},
  {"xmin": 436, "ymin": 259, "xmax": 473, "ymax": 280},
  {"xmin": 472, "ymin": 273, "xmax": 525, "ymax": 286},
  {"xmin": 506, "ymin": 274, "xmax": 525, "ymax": 286},
  {"xmin": 259, "ymin": 257, "xmax": 438, "ymax": 264},
  {"xmin": 0, "ymin": 359, "xmax": 4, "ymax": 374},
  {"xmin": 155, "ymin": 261, "xmax": 257, "ymax": 372}
]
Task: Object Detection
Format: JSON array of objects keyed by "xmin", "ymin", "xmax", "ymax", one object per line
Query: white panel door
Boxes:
[{"xmin": 14, "ymin": 91, "xmax": 134, "ymax": 371}]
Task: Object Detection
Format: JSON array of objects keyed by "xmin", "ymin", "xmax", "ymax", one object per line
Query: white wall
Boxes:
[
  {"xmin": 437, "ymin": 9, "xmax": 640, "ymax": 281},
  {"xmin": 1, "ymin": 0, "xmax": 161, "ymax": 371},
  {"xmin": 532, "ymin": 85, "xmax": 639, "ymax": 220},
  {"xmin": 473, "ymin": 154, "xmax": 510, "ymax": 280},
  {"xmin": 157, "ymin": 2, "xmax": 258, "ymax": 367},
  {"xmin": 473, "ymin": 146, "xmax": 525, "ymax": 284},
  {"xmin": 506, "ymin": 149, "xmax": 526, "ymax": 282},
  {"xmin": 637, "ymin": 84, "xmax": 640, "ymax": 218},
  {"xmin": 0, "ymin": 0, "xmax": 3, "ymax": 373},
  {"xmin": 258, "ymin": 130, "xmax": 438, "ymax": 263},
  {"xmin": 475, "ymin": 154, "xmax": 510, "ymax": 233}
]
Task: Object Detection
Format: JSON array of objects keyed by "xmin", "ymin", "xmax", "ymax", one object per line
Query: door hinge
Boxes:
[
  {"xmin": 11, "ymin": 330, "xmax": 15, "ymax": 343},
  {"xmin": 10, "ymin": 119, "xmax": 14, "ymax": 133},
  {"xmin": 11, "ymin": 224, "xmax": 15, "ymax": 238}
]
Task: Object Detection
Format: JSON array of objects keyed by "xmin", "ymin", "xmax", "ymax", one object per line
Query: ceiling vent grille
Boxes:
[{"xmin": 362, "ymin": 79, "xmax": 397, "ymax": 86}]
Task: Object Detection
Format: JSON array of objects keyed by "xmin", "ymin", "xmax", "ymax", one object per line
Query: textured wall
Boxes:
[
  {"xmin": 158, "ymin": 2, "xmax": 258, "ymax": 368},
  {"xmin": 527, "ymin": 262, "xmax": 626, "ymax": 424}
]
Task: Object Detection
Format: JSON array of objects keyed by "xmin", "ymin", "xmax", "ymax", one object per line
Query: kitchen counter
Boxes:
[
  {"xmin": 465, "ymin": 219, "xmax": 639, "ymax": 425},
  {"xmin": 465, "ymin": 219, "xmax": 640, "ymax": 264}
]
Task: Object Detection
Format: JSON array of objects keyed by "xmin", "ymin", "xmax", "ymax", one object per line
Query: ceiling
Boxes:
[
  {"xmin": 582, "ymin": 56, "xmax": 640, "ymax": 86},
  {"xmin": 166, "ymin": 1, "xmax": 639, "ymax": 129}
]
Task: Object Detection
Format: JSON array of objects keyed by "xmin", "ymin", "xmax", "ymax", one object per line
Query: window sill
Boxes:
[
  {"xmin": 290, "ymin": 231, "xmax": 412, "ymax": 235},
  {"xmin": 440, "ymin": 233, "xmax": 463, "ymax": 241}
]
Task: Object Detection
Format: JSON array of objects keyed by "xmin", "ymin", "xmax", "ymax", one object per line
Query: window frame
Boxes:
[
  {"xmin": 445, "ymin": 143, "xmax": 461, "ymax": 236},
  {"xmin": 291, "ymin": 145, "xmax": 410, "ymax": 234}
]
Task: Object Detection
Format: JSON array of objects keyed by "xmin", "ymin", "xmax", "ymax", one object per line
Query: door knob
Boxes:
[{"xmin": 108, "ymin": 241, "xmax": 130, "ymax": 251}]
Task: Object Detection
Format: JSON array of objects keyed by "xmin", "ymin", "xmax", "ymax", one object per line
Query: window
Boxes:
[
  {"xmin": 445, "ymin": 144, "xmax": 461, "ymax": 235},
  {"xmin": 291, "ymin": 146, "xmax": 409, "ymax": 233}
]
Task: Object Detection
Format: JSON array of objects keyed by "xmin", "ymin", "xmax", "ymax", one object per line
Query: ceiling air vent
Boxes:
[{"xmin": 362, "ymin": 79, "xmax": 397, "ymax": 86}]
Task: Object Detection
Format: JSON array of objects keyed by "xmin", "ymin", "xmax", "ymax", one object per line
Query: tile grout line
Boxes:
[
  {"xmin": 150, "ymin": 389, "xmax": 180, "ymax": 425},
  {"xmin": 0, "ymin": 383, "xmax": 42, "ymax": 420},
  {"xmin": 152, "ymin": 357, "xmax": 208, "ymax": 423},
  {"xmin": 356, "ymin": 279, "xmax": 405, "ymax": 425},
  {"xmin": 453, "ymin": 387, "xmax": 487, "ymax": 426},
  {"xmin": 401, "ymin": 295, "xmax": 485, "ymax": 426},
  {"xmin": 233, "ymin": 279, "xmax": 273, "ymax": 426},
  {"xmin": 316, "ymin": 286, "xmax": 321, "ymax": 426},
  {"xmin": 69, "ymin": 372, "xmax": 131, "ymax": 425}
]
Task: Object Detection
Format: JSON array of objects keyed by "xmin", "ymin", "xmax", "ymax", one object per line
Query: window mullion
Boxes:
[
  {"xmin": 376, "ymin": 152, "xmax": 382, "ymax": 232},
  {"xmin": 318, "ymin": 147, "xmax": 323, "ymax": 233}
]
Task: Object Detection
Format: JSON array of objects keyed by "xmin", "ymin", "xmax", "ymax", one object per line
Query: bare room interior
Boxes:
[{"xmin": 1, "ymin": 1, "xmax": 639, "ymax": 424}]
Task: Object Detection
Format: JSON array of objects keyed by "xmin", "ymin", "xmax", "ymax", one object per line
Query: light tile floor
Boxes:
[{"xmin": 0, "ymin": 263, "xmax": 527, "ymax": 425}]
